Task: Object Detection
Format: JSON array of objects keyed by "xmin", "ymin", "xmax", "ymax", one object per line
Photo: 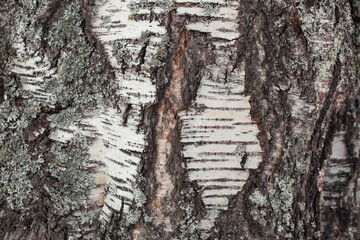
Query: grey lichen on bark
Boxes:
[
  {"xmin": 0, "ymin": 0, "xmax": 117, "ymax": 239},
  {"xmin": 0, "ymin": 0, "xmax": 359, "ymax": 239}
]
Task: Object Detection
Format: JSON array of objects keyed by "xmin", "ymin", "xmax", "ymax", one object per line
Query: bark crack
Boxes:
[{"xmin": 150, "ymin": 28, "xmax": 188, "ymax": 237}]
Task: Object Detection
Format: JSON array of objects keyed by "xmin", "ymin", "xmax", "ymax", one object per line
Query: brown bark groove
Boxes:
[{"xmin": 0, "ymin": 0, "xmax": 359, "ymax": 239}]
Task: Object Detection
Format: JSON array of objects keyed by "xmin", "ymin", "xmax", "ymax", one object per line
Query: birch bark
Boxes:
[{"xmin": 0, "ymin": 0, "xmax": 359, "ymax": 239}]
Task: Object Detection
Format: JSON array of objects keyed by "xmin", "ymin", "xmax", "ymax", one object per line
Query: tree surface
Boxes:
[{"xmin": 0, "ymin": 0, "xmax": 359, "ymax": 239}]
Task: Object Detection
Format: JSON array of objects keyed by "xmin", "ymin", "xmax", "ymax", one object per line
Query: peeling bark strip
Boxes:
[
  {"xmin": 176, "ymin": 0, "xmax": 263, "ymax": 233},
  {"xmin": 179, "ymin": 59, "xmax": 263, "ymax": 233},
  {"xmin": 179, "ymin": 61, "xmax": 263, "ymax": 201},
  {"xmin": 320, "ymin": 130, "xmax": 359, "ymax": 238},
  {"xmin": 91, "ymin": 0, "xmax": 164, "ymax": 105},
  {"xmin": 320, "ymin": 131, "xmax": 351, "ymax": 237},
  {"xmin": 0, "ymin": 0, "xmax": 359, "ymax": 239},
  {"xmin": 50, "ymin": 107, "xmax": 145, "ymax": 218},
  {"xmin": 8, "ymin": 40, "xmax": 54, "ymax": 105},
  {"xmin": 88, "ymin": 0, "xmax": 170, "ymax": 225}
]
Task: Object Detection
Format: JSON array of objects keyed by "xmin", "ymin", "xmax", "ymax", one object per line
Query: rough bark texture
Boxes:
[{"xmin": 0, "ymin": 0, "xmax": 359, "ymax": 239}]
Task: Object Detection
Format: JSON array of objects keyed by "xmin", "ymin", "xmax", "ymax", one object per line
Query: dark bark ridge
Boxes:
[
  {"xmin": 0, "ymin": 0, "xmax": 359, "ymax": 239},
  {"xmin": 212, "ymin": 0, "xmax": 357, "ymax": 239}
]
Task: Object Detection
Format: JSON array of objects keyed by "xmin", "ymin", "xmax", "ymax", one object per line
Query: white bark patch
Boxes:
[
  {"xmin": 49, "ymin": 106, "xmax": 147, "ymax": 224},
  {"xmin": 176, "ymin": 2, "xmax": 263, "ymax": 233},
  {"xmin": 92, "ymin": 0, "xmax": 165, "ymax": 41},
  {"xmin": 178, "ymin": 0, "xmax": 240, "ymax": 40},
  {"xmin": 320, "ymin": 131, "xmax": 355, "ymax": 236},
  {"xmin": 177, "ymin": 7, "xmax": 238, "ymax": 19},
  {"xmin": 8, "ymin": 39, "xmax": 54, "ymax": 105},
  {"xmin": 46, "ymin": 0, "xmax": 169, "ymax": 227},
  {"xmin": 90, "ymin": 0, "xmax": 169, "ymax": 224},
  {"xmin": 176, "ymin": 0, "xmax": 227, "ymax": 3},
  {"xmin": 83, "ymin": 107, "xmax": 145, "ymax": 219},
  {"xmin": 186, "ymin": 21, "xmax": 239, "ymax": 40},
  {"xmin": 180, "ymin": 57, "xmax": 263, "ymax": 232},
  {"xmin": 91, "ymin": 0, "xmax": 167, "ymax": 106}
]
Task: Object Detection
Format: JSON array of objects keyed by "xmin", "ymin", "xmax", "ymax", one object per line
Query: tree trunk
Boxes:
[{"xmin": 0, "ymin": 0, "xmax": 359, "ymax": 239}]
